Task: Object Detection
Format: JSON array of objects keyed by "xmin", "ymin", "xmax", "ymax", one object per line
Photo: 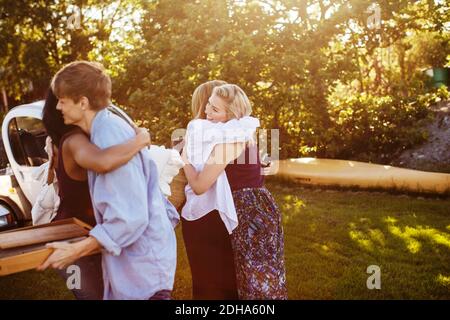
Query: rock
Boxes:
[{"xmin": 392, "ymin": 100, "xmax": 450, "ymax": 173}]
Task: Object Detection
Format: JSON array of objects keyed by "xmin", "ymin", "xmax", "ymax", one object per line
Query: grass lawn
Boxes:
[{"xmin": 0, "ymin": 179, "xmax": 449, "ymax": 299}]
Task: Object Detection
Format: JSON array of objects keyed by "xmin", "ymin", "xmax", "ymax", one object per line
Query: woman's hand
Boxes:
[
  {"xmin": 37, "ymin": 241, "xmax": 83, "ymax": 271},
  {"xmin": 134, "ymin": 127, "xmax": 151, "ymax": 148},
  {"xmin": 172, "ymin": 136, "xmax": 185, "ymax": 153},
  {"xmin": 181, "ymin": 145, "xmax": 189, "ymax": 165}
]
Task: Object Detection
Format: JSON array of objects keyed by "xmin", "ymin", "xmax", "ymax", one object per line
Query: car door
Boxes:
[{"xmin": 1, "ymin": 101, "xmax": 48, "ymax": 206}]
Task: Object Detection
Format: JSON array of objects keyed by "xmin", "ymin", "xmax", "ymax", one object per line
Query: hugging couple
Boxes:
[
  {"xmin": 38, "ymin": 60, "xmax": 288, "ymax": 301},
  {"xmin": 38, "ymin": 61, "xmax": 177, "ymax": 300}
]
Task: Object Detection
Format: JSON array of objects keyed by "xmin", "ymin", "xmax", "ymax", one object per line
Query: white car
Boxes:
[{"xmin": 0, "ymin": 100, "xmax": 48, "ymax": 230}]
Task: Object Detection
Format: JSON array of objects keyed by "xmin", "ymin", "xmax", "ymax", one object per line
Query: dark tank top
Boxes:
[
  {"xmin": 54, "ymin": 130, "xmax": 96, "ymax": 226},
  {"xmin": 225, "ymin": 144, "xmax": 264, "ymax": 191}
]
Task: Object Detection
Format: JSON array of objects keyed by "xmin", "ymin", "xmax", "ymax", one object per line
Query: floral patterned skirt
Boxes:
[{"xmin": 230, "ymin": 187, "xmax": 288, "ymax": 300}]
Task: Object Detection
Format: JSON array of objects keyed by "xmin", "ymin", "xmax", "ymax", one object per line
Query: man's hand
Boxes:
[
  {"xmin": 134, "ymin": 127, "xmax": 151, "ymax": 148},
  {"xmin": 37, "ymin": 241, "xmax": 82, "ymax": 271}
]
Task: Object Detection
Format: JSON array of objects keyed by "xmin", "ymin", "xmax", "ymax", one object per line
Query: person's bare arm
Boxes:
[
  {"xmin": 66, "ymin": 129, "xmax": 150, "ymax": 174},
  {"xmin": 182, "ymin": 142, "xmax": 245, "ymax": 195},
  {"xmin": 37, "ymin": 236, "xmax": 102, "ymax": 270}
]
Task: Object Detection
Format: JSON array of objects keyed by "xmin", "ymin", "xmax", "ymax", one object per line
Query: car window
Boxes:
[
  {"xmin": 16, "ymin": 117, "xmax": 45, "ymax": 132},
  {"xmin": 8, "ymin": 117, "xmax": 48, "ymax": 167}
]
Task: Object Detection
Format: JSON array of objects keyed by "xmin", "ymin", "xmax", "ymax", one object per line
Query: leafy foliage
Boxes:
[{"xmin": 1, "ymin": 0, "xmax": 449, "ymax": 162}]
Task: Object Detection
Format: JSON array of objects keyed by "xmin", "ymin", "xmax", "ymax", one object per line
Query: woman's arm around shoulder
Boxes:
[
  {"xmin": 182, "ymin": 142, "xmax": 245, "ymax": 195},
  {"xmin": 65, "ymin": 128, "xmax": 150, "ymax": 174}
]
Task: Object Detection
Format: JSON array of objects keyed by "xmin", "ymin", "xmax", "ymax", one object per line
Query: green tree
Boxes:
[{"xmin": 0, "ymin": 0, "xmax": 141, "ymax": 104}]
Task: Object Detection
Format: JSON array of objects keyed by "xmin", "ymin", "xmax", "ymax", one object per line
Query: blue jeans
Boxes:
[{"xmin": 57, "ymin": 254, "xmax": 104, "ymax": 300}]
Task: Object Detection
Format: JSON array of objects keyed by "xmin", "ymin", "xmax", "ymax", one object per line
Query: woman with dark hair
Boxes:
[
  {"xmin": 42, "ymin": 89, "xmax": 77, "ymax": 147},
  {"xmin": 40, "ymin": 88, "xmax": 151, "ymax": 299}
]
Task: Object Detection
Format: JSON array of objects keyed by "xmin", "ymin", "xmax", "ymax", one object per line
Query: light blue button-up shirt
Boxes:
[{"xmin": 88, "ymin": 108, "xmax": 179, "ymax": 300}]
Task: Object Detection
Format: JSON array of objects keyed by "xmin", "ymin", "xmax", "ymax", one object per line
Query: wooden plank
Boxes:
[
  {"xmin": 0, "ymin": 223, "xmax": 89, "ymax": 249},
  {"xmin": 0, "ymin": 237, "xmax": 86, "ymax": 259},
  {"xmin": 0, "ymin": 242, "xmax": 47, "ymax": 259},
  {"xmin": 0, "ymin": 219, "xmax": 97, "ymax": 276},
  {"xmin": 0, "ymin": 237, "xmax": 100, "ymax": 276},
  {"xmin": 0, "ymin": 218, "xmax": 92, "ymax": 234},
  {"xmin": 0, "ymin": 248, "xmax": 53, "ymax": 276}
]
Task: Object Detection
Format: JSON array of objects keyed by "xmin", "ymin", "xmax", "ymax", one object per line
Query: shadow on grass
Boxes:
[
  {"xmin": 0, "ymin": 180, "xmax": 448, "ymax": 300},
  {"xmin": 271, "ymin": 180, "xmax": 450, "ymax": 299}
]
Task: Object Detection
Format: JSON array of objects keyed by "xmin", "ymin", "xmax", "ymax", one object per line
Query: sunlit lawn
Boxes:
[{"xmin": 1, "ymin": 179, "xmax": 449, "ymax": 299}]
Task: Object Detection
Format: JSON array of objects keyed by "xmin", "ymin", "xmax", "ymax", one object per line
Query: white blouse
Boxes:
[{"xmin": 181, "ymin": 116, "xmax": 260, "ymax": 234}]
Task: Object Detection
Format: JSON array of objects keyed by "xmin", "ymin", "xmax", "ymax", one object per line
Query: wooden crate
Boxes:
[{"xmin": 0, "ymin": 218, "xmax": 95, "ymax": 276}]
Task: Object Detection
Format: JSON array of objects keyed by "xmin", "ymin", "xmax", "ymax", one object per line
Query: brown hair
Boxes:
[
  {"xmin": 191, "ymin": 80, "xmax": 227, "ymax": 119},
  {"xmin": 51, "ymin": 61, "xmax": 112, "ymax": 110}
]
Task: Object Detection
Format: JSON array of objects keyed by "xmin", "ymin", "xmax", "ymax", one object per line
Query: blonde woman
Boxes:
[
  {"xmin": 182, "ymin": 83, "xmax": 287, "ymax": 300},
  {"xmin": 180, "ymin": 80, "xmax": 239, "ymax": 299}
]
